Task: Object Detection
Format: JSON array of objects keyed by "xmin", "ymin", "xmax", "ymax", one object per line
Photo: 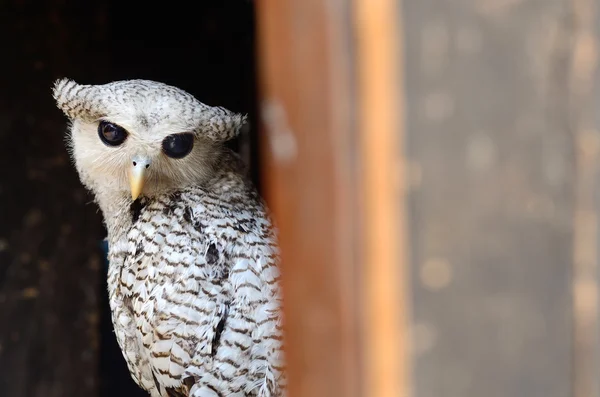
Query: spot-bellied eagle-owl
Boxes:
[{"xmin": 52, "ymin": 78, "xmax": 286, "ymax": 397}]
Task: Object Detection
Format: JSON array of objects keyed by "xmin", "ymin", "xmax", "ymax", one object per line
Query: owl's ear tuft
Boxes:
[
  {"xmin": 52, "ymin": 77, "xmax": 76, "ymax": 100},
  {"xmin": 52, "ymin": 78, "xmax": 79, "ymax": 116},
  {"xmin": 200, "ymin": 107, "xmax": 248, "ymax": 143},
  {"xmin": 51, "ymin": 78, "xmax": 105, "ymax": 121}
]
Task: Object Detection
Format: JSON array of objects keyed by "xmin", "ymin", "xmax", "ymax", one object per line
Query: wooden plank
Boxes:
[
  {"xmin": 402, "ymin": 0, "xmax": 575, "ymax": 396},
  {"xmin": 569, "ymin": 0, "xmax": 600, "ymax": 395},
  {"xmin": 353, "ymin": 0, "xmax": 409, "ymax": 396},
  {"xmin": 255, "ymin": 0, "xmax": 409, "ymax": 396},
  {"xmin": 254, "ymin": 1, "xmax": 362, "ymax": 396}
]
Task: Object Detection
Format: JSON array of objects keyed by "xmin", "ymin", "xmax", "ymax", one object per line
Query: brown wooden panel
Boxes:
[
  {"xmin": 255, "ymin": 0, "xmax": 409, "ymax": 396},
  {"xmin": 402, "ymin": 0, "xmax": 576, "ymax": 396},
  {"xmin": 353, "ymin": 1, "xmax": 410, "ymax": 396},
  {"xmin": 569, "ymin": 0, "xmax": 600, "ymax": 395},
  {"xmin": 254, "ymin": 1, "xmax": 361, "ymax": 396}
]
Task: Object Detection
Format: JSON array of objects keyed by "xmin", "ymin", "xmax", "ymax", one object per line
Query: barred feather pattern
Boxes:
[{"xmin": 105, "ymin": 157, "xmax": 286, "ymax": 397}]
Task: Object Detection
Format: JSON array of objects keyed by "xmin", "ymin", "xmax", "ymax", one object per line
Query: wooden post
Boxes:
[
  {"xmin": 255, "ymin": 0, "xmax": 409, "ymax": 396},
  {"xmin": 354, "ymin": 1, "xmax": 409, "ymax": 396},
  {"xmin": 570, "ymin": 0, "xmax": 600, "ymax": 395}
]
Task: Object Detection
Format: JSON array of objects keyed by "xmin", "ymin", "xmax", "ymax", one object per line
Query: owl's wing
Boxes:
[{"xmin": 186, "ymin": 247, "xmax": 284, "ymax": 397}]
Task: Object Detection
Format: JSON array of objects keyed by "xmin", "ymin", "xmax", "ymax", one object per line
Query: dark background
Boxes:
[{"xmin": 0, "ymin": 2, "xmax": 259, "ymax": 396}]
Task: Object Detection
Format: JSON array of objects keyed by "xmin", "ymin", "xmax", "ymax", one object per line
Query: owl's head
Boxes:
[{"xmin": 52, "ymin": 78, "xmax": 246, "ymax": 200}]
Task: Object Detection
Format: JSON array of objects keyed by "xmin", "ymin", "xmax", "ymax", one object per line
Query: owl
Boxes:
[{"xmin": 52, "ymin": 78, "xmax": 286, "ymax": 397}]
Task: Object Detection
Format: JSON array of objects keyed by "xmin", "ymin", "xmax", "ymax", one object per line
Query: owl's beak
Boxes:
[{"xmin": 129, "ymin": 158, "xmax": 150, "ymax": 200}]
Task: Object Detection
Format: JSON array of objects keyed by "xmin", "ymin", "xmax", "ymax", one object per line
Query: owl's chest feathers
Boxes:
[
  {"xmin": 106, "ymin": 194, "xmax": 236, "ymax": 314},
  {"xmin": 107, "ymin": 186, "xmax": 280, "ymax": 390}
]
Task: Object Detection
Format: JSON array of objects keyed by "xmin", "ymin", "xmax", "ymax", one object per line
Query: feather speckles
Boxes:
[
  {"xmin": 107, "ymin": 168, "xmax": 285, "ymax": 397},
  {"xmin": 52, "ymin": 78, "xmax": 248, "ymax": 142}
]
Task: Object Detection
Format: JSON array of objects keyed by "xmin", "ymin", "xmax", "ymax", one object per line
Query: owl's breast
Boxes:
[
  {"xmin": 104, "ymin": 187, "xmax": 285, "ymax": 396},
  {"xmin": 106, "ymin": 197, "xmax": 237, "ymax": 396}
]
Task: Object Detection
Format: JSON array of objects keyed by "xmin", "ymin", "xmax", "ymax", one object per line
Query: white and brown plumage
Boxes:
[{"xmin": 52, "ymin": 79, "xmax": 286, "ymax": 397}]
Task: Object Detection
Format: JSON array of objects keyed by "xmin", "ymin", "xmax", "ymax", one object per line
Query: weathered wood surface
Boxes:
[{"xmin": 402, "ymin": 0, "xmax": 590, "ymax": 396}]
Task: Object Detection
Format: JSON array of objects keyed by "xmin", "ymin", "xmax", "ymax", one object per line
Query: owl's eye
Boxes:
[
  {"xmin": 98, "ymin": 121, "xmax": 128, "ymax": 146},
  {"xmin": 162, "ymin": 133, "xmax": 194, "ymax": 159}
]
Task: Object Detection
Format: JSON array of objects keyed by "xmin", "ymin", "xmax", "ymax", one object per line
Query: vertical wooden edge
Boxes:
[
  {"xmin": 570, "ymin": 0, "xmax": 600, "ymax": 396},
  {"xmin": 328, "ymin": 4, "xmax": 366, "ymax": 397},
  {"xmin": 353, "ymin": 0, "xmax": 411, "ymax": 396}
]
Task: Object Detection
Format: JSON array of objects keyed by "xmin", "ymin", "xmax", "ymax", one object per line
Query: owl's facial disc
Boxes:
[{"xmin": 129, "ymin": 156, "xmax": 151, "ymax": 200}]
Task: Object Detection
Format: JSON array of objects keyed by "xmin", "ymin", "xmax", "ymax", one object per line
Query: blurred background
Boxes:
[{"xmin": 0, "ymin": 0, "xmax": 598, "ymax": 397}]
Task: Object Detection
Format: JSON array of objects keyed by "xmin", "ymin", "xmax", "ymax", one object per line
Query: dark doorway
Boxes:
[{"xmin": 0, "ymin": 2, "xmax": 259, "ymax": 396}]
